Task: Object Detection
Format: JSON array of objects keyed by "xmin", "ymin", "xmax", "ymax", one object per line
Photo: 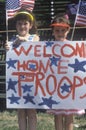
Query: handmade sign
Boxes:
[{"xmin": 6, "ymin": 41, "xmax": 86, "ymax": 109}]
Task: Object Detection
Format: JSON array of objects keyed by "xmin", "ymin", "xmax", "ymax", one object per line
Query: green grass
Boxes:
[
  {"xmin": 0, "ymin": 110, "xmax": 86, "ymax": 130},
  {"xmin": 0, "ymin": 110, "xmax": 54, "ymax": 130},
  {"xmin": 0, "ymin": 111, "xmax": 18, "ymax": 130},
  {"xmin": 0, "ymin": 0, "xmax": 5, "ymax": 2}
]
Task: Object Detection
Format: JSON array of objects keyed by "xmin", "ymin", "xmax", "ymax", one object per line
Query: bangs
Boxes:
[{"xmin": 15, "ymin": 14, "xmax": 32, "ymax": 22}]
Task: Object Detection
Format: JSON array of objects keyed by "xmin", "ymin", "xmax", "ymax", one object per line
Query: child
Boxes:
[
  {"xmin": 5, "ymin": 10, "xmax": 39, "ymax": 130},
  {"xmin": 47, "ymin": 13, "xmax": 85, "ymax": 130}
]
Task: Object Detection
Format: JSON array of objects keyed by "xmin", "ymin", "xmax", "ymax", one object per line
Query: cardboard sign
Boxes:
[{"xmin": 6, "ymin": 41, "xmax": 86, "ymax": 109}]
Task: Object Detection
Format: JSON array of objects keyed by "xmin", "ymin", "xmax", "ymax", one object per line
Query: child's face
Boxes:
[
  {"xmin": 52, "ymin": 26, "xmax": 69, "ymax": 41},
  {"xmin": 16, "ymin": 20, "xmax": 32, "ymax": 37}
]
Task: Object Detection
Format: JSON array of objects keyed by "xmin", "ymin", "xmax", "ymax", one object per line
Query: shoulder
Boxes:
[
  {"xmin": 33, "ymin": 34, "xmax": 40, "ymax": 41},
  {"xmin": 28, "ymin": 34, "xmax": 39, "ymax": 41}
]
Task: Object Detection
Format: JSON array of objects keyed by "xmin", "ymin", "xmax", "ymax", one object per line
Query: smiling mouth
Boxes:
[{"xmin": 58, "ymin": 36, "xmax": 64, "ymax": 38}]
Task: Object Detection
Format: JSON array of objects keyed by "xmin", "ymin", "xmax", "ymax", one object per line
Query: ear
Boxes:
[
  {"xmin": 66, "ymin": 27, "xmax": 70, "ymax": 35},
  {"xmin": 68, "ymin": 27, "xmax": 70, "ymax": 32}
]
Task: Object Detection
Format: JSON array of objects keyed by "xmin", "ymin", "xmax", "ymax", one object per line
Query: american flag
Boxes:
[
  {"xmin": 21, "ymin": 0, "xmax": 35, "ymax": 12},
  {"xmin": 6, "ymin": 0, "xmax": 35, "ymax": 19},
  {"xmin": 75, "ymin": 0, "xmax": 86, "ymax": 26}
]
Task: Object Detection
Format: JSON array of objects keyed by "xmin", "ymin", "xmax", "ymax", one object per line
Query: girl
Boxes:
[
  {"xmin": 5, "ymin": 10, "xmax": 39, "ymax": 130},
  {"xmin": 47, "ymin": 13, "xmax": 85, "ymax": 130}
]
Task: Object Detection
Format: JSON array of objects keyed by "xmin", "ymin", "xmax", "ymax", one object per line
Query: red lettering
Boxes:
[
  {"xmin": 17, "ymin": 61, "xmax": 26, "ymax": 71},
  {"xmin": 35, "ymin": 72, "xmax": 46, "ymax": 96},
  {"xmin": 52, "ymin": 44, "xmax": 61, "ymax": 57},
  {"xmin": 14, "ymin": 45, "xmax": 32, "ymax": 56},
  {"xmin": 46, "ymin": 75, "xmax": 57, "ymax": 95},
  {"xmin": 43, "ymin": 46, "xmax": 52, "ymax": 57},
  {"xmin": 39, "ymin": 60, "xmax": 54, "ymax": 73},
  {"xmin": 61, "ymin": 44, "xmax": 75, "ymax": 57},
  {"xmin": 34, "ymin": 45, "xmax": 41, "ymax": 57},
  {"xmin": 26, "ymin": 60, "xmax": 38, "ymax": 72},
  {"xmin": 80, "ymin": 94, "xmax": 86, "ymax": 99},
  {"xmin": 58, "ymin": 76, "xmax": 72, "ymax": 99},
  {"xmin": 58, "ymin": 60, "xmax": 69, "ymax": 74},
  {"xmin": 72, "ymin": 76, "xmax": 83, "ymax": 99},
  {"xmin": 75, "ymin": 43, "xmax": 85, "ymax": 57}
]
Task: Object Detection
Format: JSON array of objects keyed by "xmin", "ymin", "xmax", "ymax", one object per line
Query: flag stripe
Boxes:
[
  {"xmin": 76, "ymin": 15, "xmax": 86, "ymax": 24},
  {"xmin": 7, "ymin": 7, "xmax": 21, "ymax": 18},
  {"xmin": 75, "ymin": 0, "xmax": 86, "ymax": 26},
  {"xmin": 6, "ymin": 0, "xmax": 35, "ymax": 19}
]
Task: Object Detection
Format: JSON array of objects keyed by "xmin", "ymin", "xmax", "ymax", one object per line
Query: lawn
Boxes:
[
  {"xmin": 0, "ymin": 110, "xmax": 86, "ymax": 130},
  {"xmin": 0, "ymin": 110, "xmax": 54, "ymax": 130}
]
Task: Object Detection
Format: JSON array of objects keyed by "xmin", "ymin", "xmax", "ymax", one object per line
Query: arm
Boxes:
[{"xmin": 33, "ymin": 34, "xmax": 40, "ymax": 41}]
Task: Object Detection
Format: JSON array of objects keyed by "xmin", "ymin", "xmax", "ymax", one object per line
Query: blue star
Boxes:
[
  {"xmin": 20, "ymin": 75, "xmax": 26, "ymax": 80},
  {"xmin": 22, "ymin": 84, "xmax": 33, "ymax": 93},
  {"xmin": 12, "ymin": 43, "xmax": 21, "ymax": 48},
  {"xmin": 68, "ymin": 58, "xmax": 86, "ymax": 72},
  {"xmin": 7, "ymin": 78, "xmax": 18, "ymax": 93},
  {"xmin": 45, "ymin": 41, "xmax": 54, "ymax": 47},
  {"xmin": 61, "ymin": 83, "xmax": 71, "ymax": 93},
  {"xmin": 23, "ymin": 94, "xmax": 35, "ymax": 104},
  {"xmin": 8, "ymin": 94, "xmax": 21, "ymax": 104},
  {"xmin": 49, "ymin": 56, "xmax": 61, "ymax": 66},
  {"xmin": 29, "ymin": 64, "xmax": 36, "ymax": 70},
  {"xmin": 39, "ymin": 97, "xmax": 60, "ymax": 108},
  {"xmin": 6, "ymin": 58, "xmax": 18, "ymax": 69}
]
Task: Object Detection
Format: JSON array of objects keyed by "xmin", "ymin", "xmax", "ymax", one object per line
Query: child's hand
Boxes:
[
  {"xmin": 5, "ymin": 42, "xmax": 10, "ymax": 50},
  {"xmin": 13, "ymin": 36, "xmax": 27, "ymax": 45},
  {"xmin": 13, "ymin": 38, "xmax": 21, "ymax": 45}
]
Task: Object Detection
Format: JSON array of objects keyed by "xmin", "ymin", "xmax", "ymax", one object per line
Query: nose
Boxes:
[
  {"xmin": 59, "ymin": 30, "xmax": 62, "ymax": 34},
  {"xmin": 57, "ymin": 30, "xmax": 63, "ymax": 36},
  {"xmin": 21, "ymin": 25, "xmax": 24, "ymax": 28}
]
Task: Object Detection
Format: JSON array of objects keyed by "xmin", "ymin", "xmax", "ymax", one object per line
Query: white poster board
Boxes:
[{"xmin": 6, "ymin": 41, "xmax": 86, "ymax": 109}]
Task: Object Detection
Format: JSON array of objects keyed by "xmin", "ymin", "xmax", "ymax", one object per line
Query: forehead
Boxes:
[
  {"xmin": 53, "ymin": 26, "xmax": 68, "ymax": 30},
  {"xmin": 16, "ymin": 19, "xmax": 30, "ymax": 23}
]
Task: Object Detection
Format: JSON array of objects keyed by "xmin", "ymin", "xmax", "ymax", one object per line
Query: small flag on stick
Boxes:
[
  {"xmin": 6, "ymin": 0, "xmax": 35, "ymax": 19},
  {"xmin": 75, "ymin": 0, "xmax": 86, "ymax": 26}
]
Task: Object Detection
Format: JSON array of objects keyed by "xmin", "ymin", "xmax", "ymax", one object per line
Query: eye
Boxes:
[
  {"xmin": 24, "ymin": 22, "xmax": 28, "ymax": 25},
  {"xmin": 55, "ymin": 29, "xmax": 59, "ymax": 33}
]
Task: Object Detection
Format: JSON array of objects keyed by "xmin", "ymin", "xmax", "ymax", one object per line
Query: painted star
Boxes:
[
  {"xmin": 6, "ymin": 58, "xmax": 18, "ymax": 69},
  {"xmin": 29, "ymin": 64, "xmax": 36, "ymax": 70},
  {"xmin": 38, "ymin": 97, "xmax": 60, "ymax": 108},
  {"xmin": 49, "ymin": 56, "xmax": 61, "ymax": 66},
  {"xmin": 7, "ymin": 78, "xmax": 18, "ymax": 93},
  {"xmin": 68, "ymin": 58, "xmax": 86, "ymax": 72},
  {"xmin": 8, "ymin": 94, "xmax": 21, "ymax": 104},
  {"xmin": 45, "ymin": 41, "xmax": 54, "ymax": 47},
  {"xmin": 12, "ymin": 43, "xmax": 21, "ymax": 48},
  {"xmin": 22, "ymin": 84, "xmax": 33, "ymax": 93},
  {"xmin": 61, "ymin": 83, "xmax": 71, "ymax": 93},
  {"xmin": 23, "ymin": 94, "xmax": 35, "ymax": 104},
  {"xmin": 20, "ymin": 75, "xmax": 26, "ymax": 80}
]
